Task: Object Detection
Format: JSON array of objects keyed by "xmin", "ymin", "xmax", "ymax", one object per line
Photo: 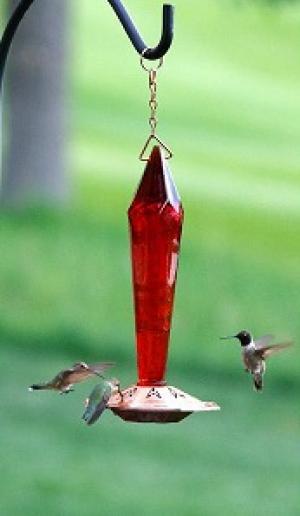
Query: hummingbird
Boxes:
[
  {"xmin": 82, "ymin": 378, "xmax": 123, "ymax": 425},
  {"xmin": 29, "ymin": 361, "xmax": 115, "ymax": 394},
  {"xmin": 221, "ymin": 330, "xmax": 292, "ymax": 391}
]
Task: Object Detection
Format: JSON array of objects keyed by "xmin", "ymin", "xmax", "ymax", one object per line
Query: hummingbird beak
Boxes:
[{"xmin": 220, "ymin": 335, "xmax": 236, "ymax": 340}]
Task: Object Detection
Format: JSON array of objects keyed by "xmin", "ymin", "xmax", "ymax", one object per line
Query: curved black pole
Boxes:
[
  {"xmin": 0, "ymin": 0, "xmax": 174, "ymax": 93},
  {"xmin": 0, "ymin": 0, "xmax": 35, "ymax": 92}
]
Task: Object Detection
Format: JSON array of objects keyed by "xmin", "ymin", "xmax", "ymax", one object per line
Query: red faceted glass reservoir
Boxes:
[{"xmin": 128, "ymin": 146, "xmax": 183, "ymax": 386}]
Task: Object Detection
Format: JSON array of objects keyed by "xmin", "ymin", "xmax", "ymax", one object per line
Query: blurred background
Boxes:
[{"xmin": 1, "ymin": 0, "xmax": 300, "ymax": 514}]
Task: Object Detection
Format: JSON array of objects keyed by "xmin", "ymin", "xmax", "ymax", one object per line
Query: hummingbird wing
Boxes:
[
  {"xmin": 87, "ymin": 362, "xmax": 115, "ymax": 375},
  {"xmin": 64, "ymin": 370, "xmax": 94, "ymax": 385},
  {"xmin": 254, "ymin": 334, "xmax": 274, "ymax": 349},
  {"xmin": 255, "ymin": 342, "xmax": 292, "ymax": 359},
  {"xmin": 82, "ymin": 382, "xmax": 112, "ymax": 425}
]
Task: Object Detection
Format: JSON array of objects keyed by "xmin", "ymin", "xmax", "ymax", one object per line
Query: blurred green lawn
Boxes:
[{"xmin": 1, "ymin": 1, "xmax": 300, "ymax": 515}]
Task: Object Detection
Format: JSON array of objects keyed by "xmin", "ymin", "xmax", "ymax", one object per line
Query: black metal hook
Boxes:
[
  {"xmin": 108, "ymin": 1, "xmax": 174, "ymax": 60},
  {"xmin": 0, "ymin": 0, "xmax": 174, "ymax": 93}
]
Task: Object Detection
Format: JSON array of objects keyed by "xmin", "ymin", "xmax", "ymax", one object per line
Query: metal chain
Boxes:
[
  {"xmin": 148, "ymin": 69, "xmax": 158, "ymax": 135},
  {"xmin": 139, "ymin": 51, "xmax": 172, "ymax": 161}
]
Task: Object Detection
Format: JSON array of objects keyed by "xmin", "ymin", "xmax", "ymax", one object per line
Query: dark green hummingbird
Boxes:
[
  {"xmin": 29, "ymin": 361, "xmax": 115, "ymax": 394},
  {"xmin": 221, "ymin": 330, "xmax": 292, "ymax": 391},
  {"xmin": 82, "ymin": 378, "xmax": 123, "ymax": 425}
]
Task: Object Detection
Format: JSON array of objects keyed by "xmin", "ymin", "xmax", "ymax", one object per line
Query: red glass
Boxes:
[{"xmin": 128, "ymin": 146, "xmax": 183, "ymax": 386}]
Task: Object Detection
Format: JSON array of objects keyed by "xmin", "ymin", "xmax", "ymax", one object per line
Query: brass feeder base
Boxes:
[{"xmin": 108, "ymin": 384, "xmax": 220, "ymax": 423}]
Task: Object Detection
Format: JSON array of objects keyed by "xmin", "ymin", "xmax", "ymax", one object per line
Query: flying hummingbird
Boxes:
[
  {"xmin": 29, "ymin": 361, "xmax": 115, "ymax": 394},
  {"xmin": 82, "ymin": 378, "xmax": 123, "ymax": 425},
  {"xmin": 221, "ymin": 330, "xmax": 292, "ymax": 391}
]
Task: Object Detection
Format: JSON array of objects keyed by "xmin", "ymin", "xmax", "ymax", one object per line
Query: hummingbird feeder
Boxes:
[
  {"xmin": 109, "ymin": 146, "xmax": 219, "ymax": 422},
  {"xmin": 1, "ymin": 0, "xmax": 220, "ymax": 423}
]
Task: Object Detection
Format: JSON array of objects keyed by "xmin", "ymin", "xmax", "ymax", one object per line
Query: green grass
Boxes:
[{"xmin": 1, "ymin": 1, "xmax": 300, "ymax": 515}]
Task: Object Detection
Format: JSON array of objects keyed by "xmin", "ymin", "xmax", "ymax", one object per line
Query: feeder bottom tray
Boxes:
[{"xmin": 108, "ymin": 384, "xmax": 220, "ymax": 423}]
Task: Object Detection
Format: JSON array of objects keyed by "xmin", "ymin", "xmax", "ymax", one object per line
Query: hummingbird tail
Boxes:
[
  {"xmin": 253, "ymin": 374, "xmax": 263, "ymax": 392},
  {"xmin": 28, "ymin": 384, "xmax": 46, "ymax": 391}
]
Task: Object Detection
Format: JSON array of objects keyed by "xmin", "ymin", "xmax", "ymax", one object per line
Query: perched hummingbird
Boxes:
[
  {"xmin": 82, "ymin": 378, "xmax": 123, "ymax": 425},
  {"xmin": 221, "ymin": 330, "xmax": 292, "ymax": 391},
  {"xmin": 29, "ymin": 361, "xmax": 115, "ymax": 394}
]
